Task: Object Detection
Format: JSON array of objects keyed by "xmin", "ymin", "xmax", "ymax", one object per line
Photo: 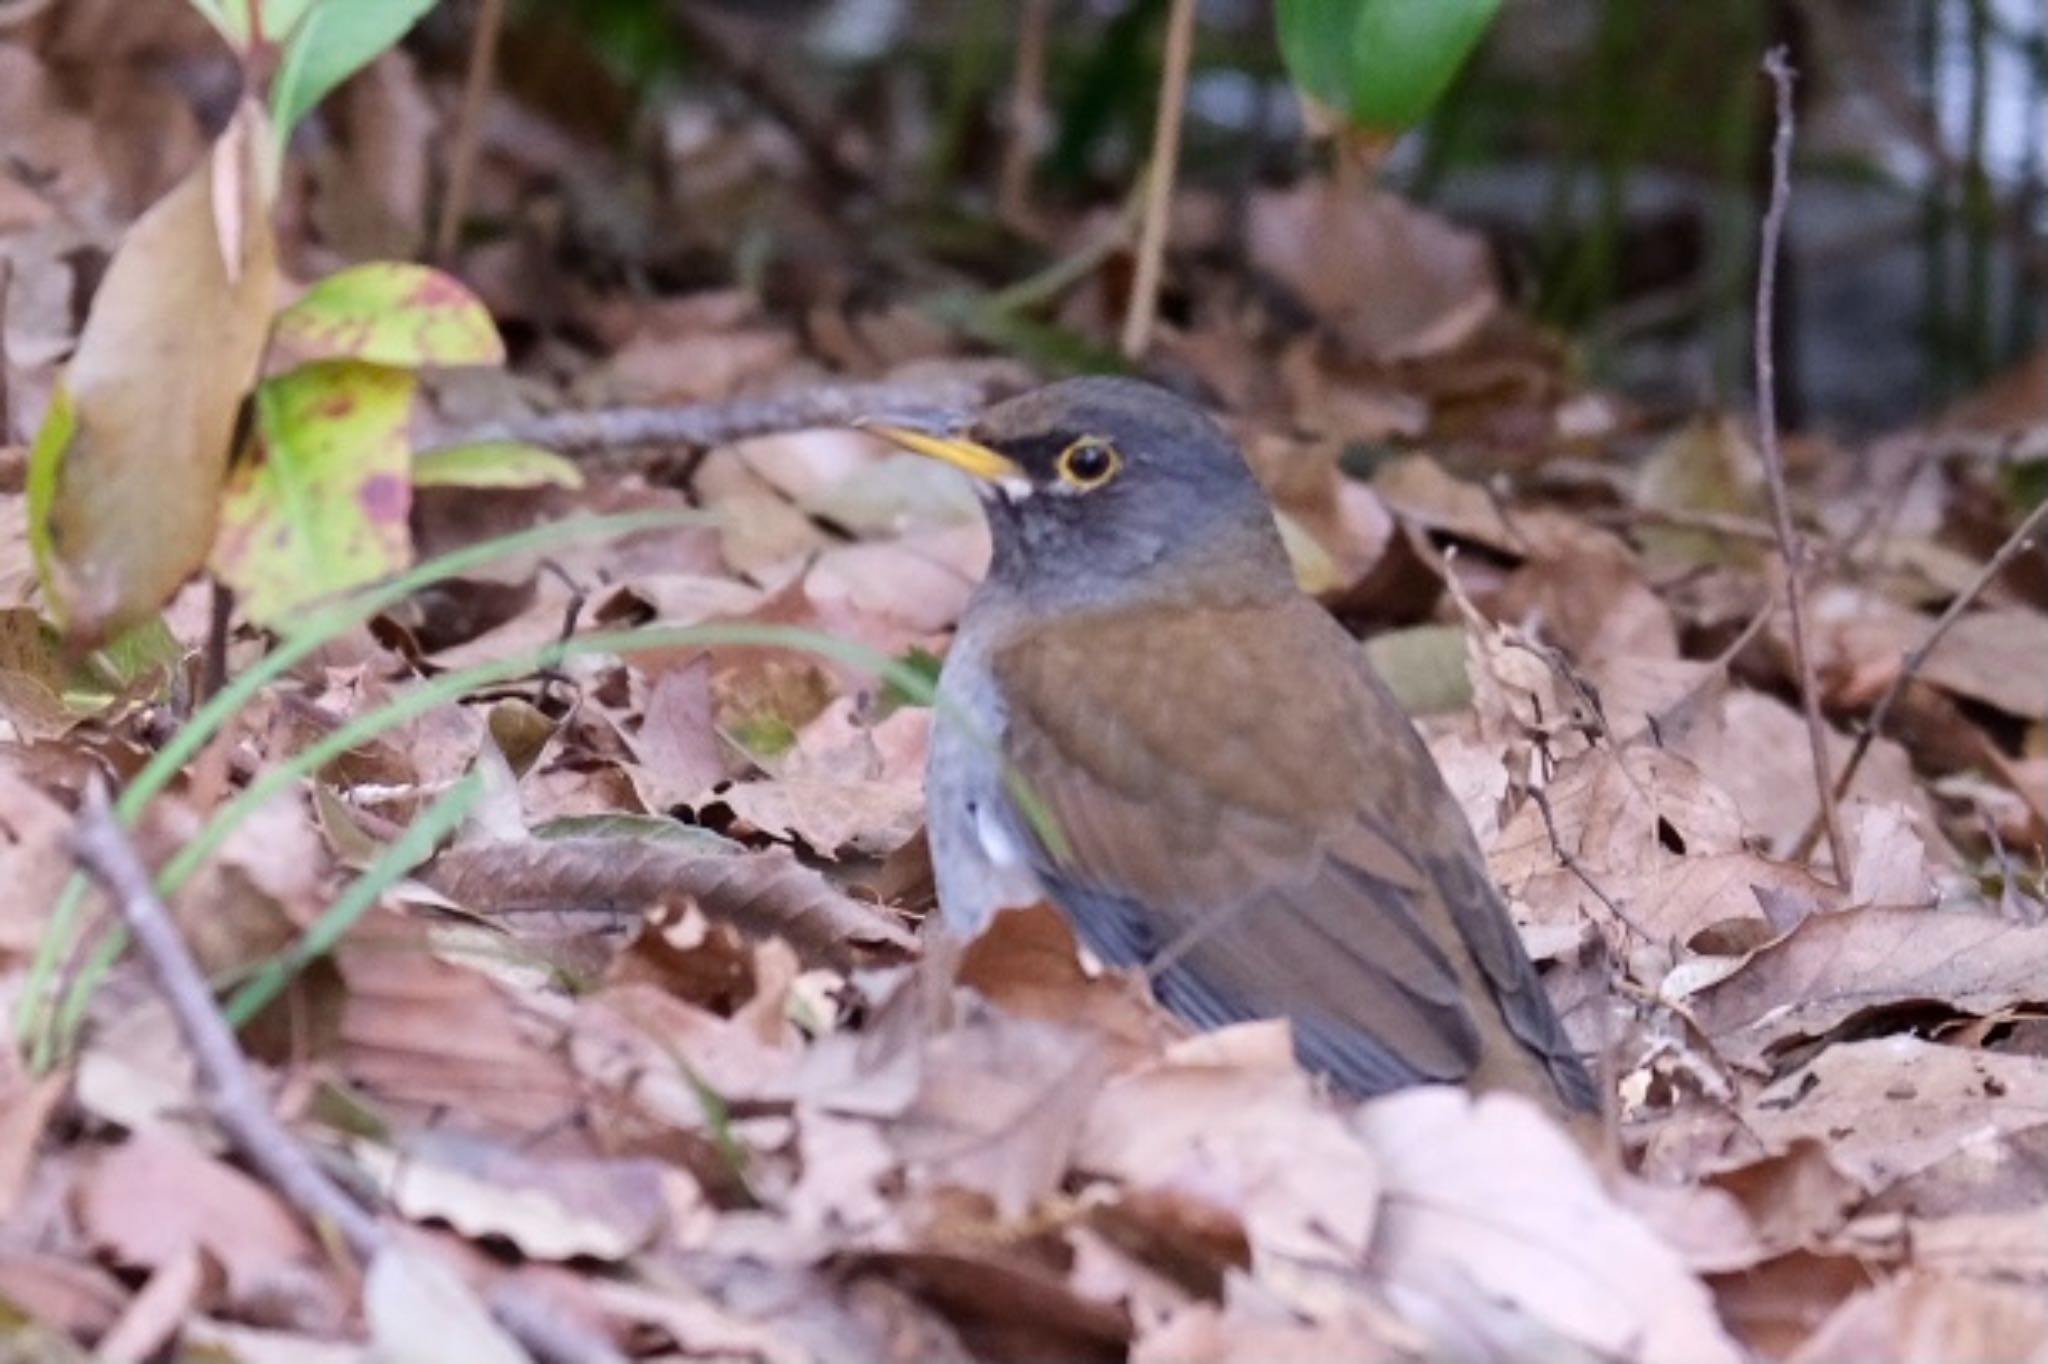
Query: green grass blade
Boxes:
[
  {"xmin": 20, "ymin": 509, "xmax": 704, "ymax": 1067},
  {"xmin": 221, "ymin": 771, "xmax": 483, "ymax": 1029}
]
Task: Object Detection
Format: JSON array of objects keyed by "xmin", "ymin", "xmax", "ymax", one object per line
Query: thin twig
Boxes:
[
  {"xmin": 70, "ymin": 785, "xmax": 629, "ymax": 1364},
  {"xmin": 996, "ymin": 0, "xmax": 1053, "ymax": 236},
  {"xmin": 438, "ymin": 374, "xmax": 1009, "ymax": 454},
  {"xmin": 1802, "ymin": 491, "xmax": 2048, "ymax": 845},
  {"xmin": 0, "ymin": 254, "xmax": 12, "ymax": 443},
  {"xmin": 1119, "ymin": 0, "xmax": 1198, "ymax": 359},
  {"xmin": 1528, "ymin": 784, "xmax": 1652, "ymax": 941},
  {"xmin": 71, "ymin": 782, "xmax": 385, "ymax": 1261},
  {"xmin": 434, "ymin": 0, "xmax": 507, "ymax": 263},
  {"xmin": 1753, "ymin": 48, "xmax": 1847, "ymax": 883},
  {"xmin": 1621, "ymin": 590, "xmax": 1776, "ymax": 749}
]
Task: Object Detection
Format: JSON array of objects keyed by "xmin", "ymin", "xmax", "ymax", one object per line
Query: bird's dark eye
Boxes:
[{"xmin": 1055, "ymin": 436, "xmax": 1122, "ymax": 489}]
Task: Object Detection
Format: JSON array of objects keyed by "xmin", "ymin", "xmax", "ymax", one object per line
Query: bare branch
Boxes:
[
  {"xmin": 438, "ymin": 375, "xmax": 1012, "ymax": 456},
  {"xmin": 1120, "ymin": 0, "xmax": 1198, "ymax": 359},
  {"xmin": 70, "ymin": 786, "xmax": 630, "ymax": 1364},
  {"xmin": 434, "ymin": 0, "xmax": 507, "ymax": 263},
  {"xmin": 1753, "ymin": 48, "xmax": 1848, "ymax": 883},
  {"xmin": 1821, "ymin": 491, "xmax": 2048, "ymax": 815},
  {"xmin": 70, "ymin": 783, "xmax": 385, "ymax": 1262}
]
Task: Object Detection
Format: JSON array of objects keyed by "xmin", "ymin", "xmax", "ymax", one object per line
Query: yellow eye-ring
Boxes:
[{"xmin": 1055, "ymin": 436, "xmax": 1122, "ymax": 489}]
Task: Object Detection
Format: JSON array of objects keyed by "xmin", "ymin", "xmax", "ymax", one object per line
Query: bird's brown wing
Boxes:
[{"xmin": 991, "ymin": 597, "xmax": 1591, "ymax": 1106}]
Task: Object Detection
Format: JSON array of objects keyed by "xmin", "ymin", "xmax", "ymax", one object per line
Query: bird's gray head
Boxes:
[{"xmin": 863, "ymin": 377, "xmax": 1292, "ymax": 607}]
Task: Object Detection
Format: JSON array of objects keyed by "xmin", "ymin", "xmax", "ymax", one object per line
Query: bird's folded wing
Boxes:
[{"xmin": 990, "ymin": 599, "xmax": 1501, "ymax": 1091}]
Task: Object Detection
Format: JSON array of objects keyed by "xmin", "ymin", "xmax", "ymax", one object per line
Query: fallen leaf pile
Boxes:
[{"xmin": 1, "ymin": 8, "xmax": 2046, "ymax": 1362}]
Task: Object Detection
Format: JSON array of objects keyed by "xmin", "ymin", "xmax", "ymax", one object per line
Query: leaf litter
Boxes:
[{"xmin": 0, "ymin": 16, "xmax": 2046, "ymax": 1364}]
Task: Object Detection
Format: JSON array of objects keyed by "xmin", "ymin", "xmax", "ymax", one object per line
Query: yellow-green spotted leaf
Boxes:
[
  {"xmin": 211, "ymin": 361, "xmax": 417, "ymax": 630},
  {"xmin": 412, "ymin": 441, "xmax": 584, "ymax": 491},
  {"xmin": 275, "ymin": 263, "xmax": 505, "ymax": 368}
]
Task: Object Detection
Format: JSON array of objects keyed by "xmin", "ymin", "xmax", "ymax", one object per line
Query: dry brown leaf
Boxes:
[
  {"xmin": 886, "ymin": 1005, "xmax": 1111, "ymax": 1218},
  {"xmin": 1356, "ymin": 1088, "xmax": 1742, "ymax": 1364},
  {"xmin": 37, "ymin": 98, "xmax": 278, "ymax": 641},
  {"xmin": 74, "ymin": 1131, "xmax": 340, "ymax": 1327},
  {"xmin": 364, "ymin": 1244, "xmax": 528, "ymax": 1364},
  {"xmin": 1248, "ymin": 185, "xmax": 1497, "ymax": 362},
  {"xmin": 1133, "ymin": 1300, "xmax": 1409, "ymax": 1364},
  {"xmin": 0, "ymin": 1250, "xmax": 128, "ymax": 1342},
  {"xmin": 1079, "ymin": 1033, "xmax": 1379, "ymax": 1266},
  {"xmin": 428, "ymin": 834, "xmax": 914, "ymax": 963},
  {"xmin": 352, "ymin": 1131, "xmax": 668, "ymax": 1261},
  {"xmin": 1692, "ymin": 905, "xmax": 2048, "ymax": 1073},
  {"xmin": 719, "ymin": 775, "xmax": 926, "ymax": 859},
  {"xmin": 1740, "ymin": 1038, "xmax": 2048, "ymax": 1193},
  {"xmin": 337, "ymin": 913, "xmax": 587, "ymax": 1145},
  {"xmin": 0, "ymin": 764, "xmax": 73, "ymax": 958},
  {"xmin": 1788, "ymin": 1269, "xmax": 2048, "ymax": 1363}
]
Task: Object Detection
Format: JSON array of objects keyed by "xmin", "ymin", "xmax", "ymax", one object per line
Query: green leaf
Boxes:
[
  {"xmin": 186, "ymin": 0, "xmax": 250, "ymax": 48},
  {"xmin": 270, "ymin": 0, "xmax": 441, "ymax": 143},
  {"xmin": 413, "ymin": 442, "xmax": 584, "ymax": 490},
  {"xmin": 275, "ymin": 263, "xmax": 504, "ymax": 368},
  {"xmin": 211, "ymin": 361, "xmax": 417, "ymax": 630},
  {"xmin": 1276, "ymin": 0, "xmax": 1501, "ymax": 133},
  {"xmin": 256, "ymin": 0, "xmax": 321, "ymax": 43}
]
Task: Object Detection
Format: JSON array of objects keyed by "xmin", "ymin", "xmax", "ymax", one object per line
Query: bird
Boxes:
[{"xmin": 859, "ymin": 376, "xmax": 1598, "ymax": 1116}]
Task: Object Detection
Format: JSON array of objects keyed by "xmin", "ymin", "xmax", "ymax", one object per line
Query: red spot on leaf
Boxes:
[
  {"xmin": 319, "ymin": 393, "xmax": 357, "ymax": 420},
  {"xmin": 359, "ymin": 474, "xmax": 410, "ymax": 524},
  {"xmin": 405, "ymin": 272, "xmax": 472, "ymax": 311}
]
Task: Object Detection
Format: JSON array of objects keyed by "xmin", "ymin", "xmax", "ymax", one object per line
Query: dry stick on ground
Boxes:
[
  {"xmin": 434, "ymin": 0, "xmax": 508, "ymax": 263},
  {"xmin": 1119, "ymin": 0, "xmax": 1199, "ymax": 359},
  {"xmin": 1753, "ymin": 48, "xmax": 1849, "ymax": 884},
  {"xmin": 70, "ymin": 785, "xmax": 628, "ymax": 1364},
  {"xmin": 997, "ymin": 0, "xmax": 1054, "ymax": 236},
  {"xmin": 1794, "ymin": 490, "xmax": 2048, "ymax": 855},
  {"xmin": 0, "ymin": 254, "xmax": 12, "ymax": 442},
  {"xmin": 440, "ymin": 375, "xmax": 1008, "ymax": 455}
]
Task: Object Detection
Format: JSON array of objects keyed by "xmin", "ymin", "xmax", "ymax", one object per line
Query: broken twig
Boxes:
[
  {"xmin": 70, "ymin": 784, "xmax": 628, "ymax": 1364},
  {"xmin": 1120, "ymin": 0, "xmax": 1198, "ymax": 359},
  {"xmin": 1753, "ymin": 48, "xmax": 1848, "ymax": 883}
]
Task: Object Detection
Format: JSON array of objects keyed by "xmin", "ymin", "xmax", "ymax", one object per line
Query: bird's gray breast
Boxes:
[{"xmin": 926, "ymin": 618, "xmax": 1044, "ymax": 937}]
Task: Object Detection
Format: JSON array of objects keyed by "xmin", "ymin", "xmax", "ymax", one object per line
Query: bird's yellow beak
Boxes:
[{"xmin": 856, "ymin": 419, "xmax": 1024, "ymax": 483}]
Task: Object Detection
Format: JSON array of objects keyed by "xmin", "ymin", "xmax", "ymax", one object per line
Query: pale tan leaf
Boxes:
[
  {"xmin": 351, "ymin": 1133, "xmax": 666, "ymax": 1262},
  {"xmin": 1787, "ymin": 1270, "xmax": 2048, "ymax": 1364},
  {"xmin": 1740, "ymin": 1038, "xmax": 2048, "ymax": 1193},
  {"xmin": 1693, "ymin": 906, "xmax": 2048, "ymax": 1072},
  {"xmin": 365, "ymin": 1246, "xmax": 527, "ymax": 1364},
  {"xmin": 1356, "ymin": 1088, "xmax": 1742, "ymax": 1364}
]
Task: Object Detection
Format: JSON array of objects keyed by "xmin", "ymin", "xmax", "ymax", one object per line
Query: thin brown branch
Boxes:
[
  {"xmin": 1119, "ymin": 0, "xmax": 1198, "ymax": 359},
  {"xmin": 1823, "ymin": 491, "xmax": 2048, "ymax": 811},
  {"xmin": 1753, "ymin": 48, "xmax": 1847, "ymax": 884},
  {"xmin": 70, "ymin": 782, "xmax": 385, "ymax": 1262},
  {"xmin": 434, "ymin": 0, "xmax": 507, "ymax": 263},
  {"xmin": 997, "ymin": 0, "xmax": 1053, "ymax": 236},
  {"xmin": 70, "ymin": 786, "xmax": 629, "ymax": 1364},
  {"xmin": 0, "ymin": 254, "xmax": 12, "ymax": 442},
  {"xmin": 1528, "ymin": 784, "xmax": 1652, "ymax": 942},
  {"xmin": 438, "ymin": 374, "xmax": 1012, "ymax": 455}
]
